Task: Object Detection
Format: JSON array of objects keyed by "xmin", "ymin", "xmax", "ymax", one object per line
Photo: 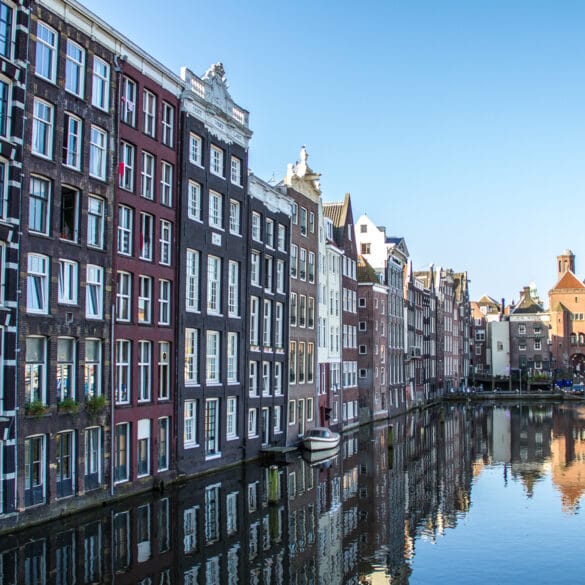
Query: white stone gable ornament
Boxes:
[{"xmin": 203, "ymin": 62, "xmax": 232, "ymax": 110}]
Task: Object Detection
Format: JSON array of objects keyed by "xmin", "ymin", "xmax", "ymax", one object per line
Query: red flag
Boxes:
[{"xmin": 118, "ymin": 161, "xmax": 125, "ymax": 177}]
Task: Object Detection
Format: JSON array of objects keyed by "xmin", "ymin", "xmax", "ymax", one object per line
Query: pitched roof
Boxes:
[
  {"xmin": 357, "ymin": 256, "xmax": 379, "ymax": 284},
  {"xmin": 510, "ymin": 287, "xmax": 544, "ymax": 315},
  {"xmin": 552, "ymin": 270, "xmax": 585, "ymax": 291}
]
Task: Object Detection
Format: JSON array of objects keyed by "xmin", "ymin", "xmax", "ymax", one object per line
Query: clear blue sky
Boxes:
[{"xmin": 82, "ymin": 0, "xmax": 585, "ymax": 307}]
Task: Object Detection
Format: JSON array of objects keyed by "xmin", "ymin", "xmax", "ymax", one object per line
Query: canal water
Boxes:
[{"xmin": 2, "ymin": 401, "xmax": 585, "ymax": 584}]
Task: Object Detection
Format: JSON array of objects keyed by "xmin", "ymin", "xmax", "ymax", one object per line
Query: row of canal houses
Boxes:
[{"xmin": 0, "ymin": 0, "xmax": 472, "ymax": 529}]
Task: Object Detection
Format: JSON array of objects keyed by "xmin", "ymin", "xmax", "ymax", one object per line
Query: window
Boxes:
[
  {"xmin": 290, "ymin": 292, "xmax": 297, "ymax": 327},
  {"xmin": 250, "ymin": 252, "xmax": 260, "ymax": 286},
  {"xmin": 534, "ymin": 339, "xmax": 542, "ymax": 350},
  {"xmin": 114, "ymin": 423, "xmax": 130, "ymax": 483},
  {"xmin": 56, "ymin": 338, "xmax": 75, "ymax": 401},
  {"xmin": 58, "ymin": 259, "xmax": 77, "ymax": 305},
  {"xmin": 251, "ymin": 212, "xmax": 261, "ymax": 241},
  {"xmin": 161, "ymin": 102, "xmax": 174, "ymax": 147},
  {"xmin": 121, "ymin": 77, "xmax": 137, "ymax": 126},
  {"xmin": 226, "ymin": 397, "xmax": 237, "ymax": 440},
  {"xmin": 309, "ymin": 211, "xmax": 315, "ymax": 233},
  {"xmin": 361, "ymin": 243, "xmax": 371, "ymax": 254},
  {"xmin": 262, "ymin": 361, "xmax": 270, "ymax": 396},
  {"xmin": 308, "ymin": 297, "xmax": 315, "ymax": 328},
  {"xmin": 249, "ymin": 361, "xmax": 258, "ymax": 396},
  {"xmin": 277, "ymin": 224, "xmax": 286, "ymax": 251},
  {"xmin": 92, "ymin": 56, "xmax": 110, "ymax": 111},
  {"xmin": 139, "ymin": 212, "xmax": 153, "ymax": 261},
  {"xmin": 275, "ymin": 303, "xmax": 284, "ymax": 349},
  {"xmin": 0, "ymin": 3, "xmax": 12, "ymax": 59},
  {"xmin": 89, "ymin": 126, "xmax": 107, "ymax": 180},
  {"xmin": 84, "ymin": 339, "xmax": 101, "ymax": 398},
  {"xmin": 230, "ymin": 156, "xmax": 241, "ymax": 185},
  {"xmin": 24, "ymin": 435, "xmax": 45, "ymax": 506},
  {"xmin": 263, "ymin": 300, "xmax": 272, "ymax": 347},
  {"xmin": 184, "ymin": 328, "xmax": 199, "ymax": 385},
  {"xmin": 138, "ymin": 341, "xmax": 152, "ymax": 402},
  {"xmin": 186, "ymin": 249, "xmax": 200, "ymax": 311},
  {"xmin": 119, "ymin": 142, "xmax": 135, "ymax": 191},
  {"xmin": 0, "ymin": 159, "xmax": 6, "ymax": 220},
  {"xmin": 158, "ymin": 418, "xmax": 169, "ymax": 471},
  {"xmin": 158, "ymin": 342, "xmax": 170, "ymax": 399},
  {"xmin": 138, "ymin": 275, "xmax": 153, "ymax": 324},
  {"xmin": 59, "ymin": 186, "xmax": 79, "ymax": 241},
  {"xmin": 28, "ymin": 177, "xmax": 51, "ymax": 235},
  {"xmin": 276, "ymin": 260, "xmax": 285, "ymax": 293},
  {"xmin": 250, "ymin": 296, "xmax": 259, "ymax": 345},
  {"xmin": 227, "ymin": 332, "xmax": 238, "ymax": 384},
  {"xmin": 206, "ymin": 331, "xmax": 220, "ymax": 383},
  {"xmin": 228, "ymin": 261, "xmax": 239, "ymax": 317},
  {"xmin": 307, "ymin": 397, "xmax": 314, "ymax": 420},
  {"xmin": 117, "ymin": 205, "xmax": 133, "ymax": 255},
  {"xmin": 159, "ymin": 220, "xmax": 172, "ymax": 266},
  {"xmin": 35, "ymin": 22, "xmax": 57, "ymax": 82},
  {"xmin": 274, "ymin": 405, "xmax": 282, "ymax": 433},
  {"xmin": 274, "ymin": 362, "xmax": 283, "ymax": 395},
  {"xmin": 209, "ymin": 191, "xmax": 223, "ymax": 229},
  {"xmin": 205, "ymin": 399, "xmax": 220, "ymax": 456},
  {"xmin": 160, "ymin": 162, "xmax": 173, "ymax": 206},
  {"xmin": 299, "ymin": 248, "xmax": 306, "ymax": 280},
  {"xmin": 143, "ymin": 89, "xmax": 156, "ymax": 137},
  {"xmin": 210, "ymin": 145, "xmax": 224, "ymax": 177},
  {"xmin": 288, "ymin": 400, "xmax": 296, "ymax": 424},
  {"xmin": 84, "ymin": 427, "xmax": 101, "ymax": 489},
  {"xmin": 308, "ymin": 252, "xmax": 315, "ymax": 283},
  {"xmin": 115, "ymin": 340, "xmax": 131, "ymax": 403},
  {"xmin": 518, "ymin": 324, "xmax": 526, "ymax": 335},
  {"xmin": 298, "ymin": 342, "xmax": 306, "ymax": 383},
  {"xmin": 27, "ymin": 254, "xmax": 49, "ymax": 314},
  {"xmin": 519, "ymin": 342, "xmax": 526, "ymax": 351},
  {"xmin": 86, "ymin": 265, "xmax": 103, "ymax": 319},
  {"xmin": 299, "ymin": 295, "xmax": 306, "ymax": 327},
  {"xmin": 300, "ymin": 207, "xmax": 307, "ymax": 236},
  {"xmin": 140, "ymin": 151, "xmax": 155, "ymax": 199},
  {"xmin": 189, "ymin": 133, "xmax": 202, "ymax": 166},
  {"xmin": 32, "ymin": 99, "xmax": 54, "ymax": 158},
  {"xmin": 248, "ymin": 408, "xmax": 258, "ymax": 438},
  {"xmin": 229, "ymin": 199, "xmax": 241, "ymax": 234},
  {"xmin": 207, "ymin": 255, "xmax": 221, "ymax": 314},
  {"xmin": 87, "ymin": 196, "xmax": 105, "ymax": 248},
  {"xmin": 183, "ymin": 400, "xmax": 197, "ymax": 449},
  {"xmin": 188, "ymin": 180, "xmax": 201, "ymax": 221},
  {"xmin": 25, "ymin": 336, "xmax": 46, "ymax": 403},
  {"xmin": 159, "ymin": 279, "xmax": 171, "ymax": 325},
  {"xmin": 65, "ymin": 40, "xmax": 84, "ymax": 97},
  {"xmin": 290, "ymin": 244, "xmax": 298, "ymax": 278},
  {"xmin": 63, "ymin": 114, "xmax": 82, "ymax": 169},
  {"xmin": 289, "ymin": 341, "xmax": 296, "ymax": 384},
  {"xmin": 264, "ymin": 256, "xmax": 273, "ymax": 291}
]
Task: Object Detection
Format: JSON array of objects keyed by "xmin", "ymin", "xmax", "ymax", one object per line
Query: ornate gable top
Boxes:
[{"xmin": 284, "ymin": 146, "xmax": 321, "ymax": 201}]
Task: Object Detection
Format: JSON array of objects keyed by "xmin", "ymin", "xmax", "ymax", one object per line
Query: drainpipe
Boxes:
[{"xmin": 110, "ymin": 53, "xmax": 126, "ymax": 496}]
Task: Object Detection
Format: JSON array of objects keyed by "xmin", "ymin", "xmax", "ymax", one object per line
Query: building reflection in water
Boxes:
[{"xmin": 2, "ymin": 402, "xmax": 585, "ymax": 584}]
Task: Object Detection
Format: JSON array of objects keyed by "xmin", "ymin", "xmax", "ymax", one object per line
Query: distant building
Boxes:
[
  {"xmin": 509, "ymin": 286, "xmax": 550, "ymax": 375},
  {"xmin": 548, "ymin": 249, "xmax": 585, "ymax": 379}
]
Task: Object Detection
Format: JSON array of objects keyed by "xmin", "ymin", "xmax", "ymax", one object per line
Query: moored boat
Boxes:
[{"xmin": 301, "ymin": 427, "xmax": 340, "ymax": 451}]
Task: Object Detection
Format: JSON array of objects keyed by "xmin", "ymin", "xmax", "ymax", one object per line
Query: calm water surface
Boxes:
[{"xmin": 2, "ymin": 401, "xmax": 585, "ymax": 584}]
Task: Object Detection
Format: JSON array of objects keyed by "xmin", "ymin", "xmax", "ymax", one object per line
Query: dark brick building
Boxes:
[{"xmin": 176, "ymin": 64, "xmax": 252, "ymax": 475}]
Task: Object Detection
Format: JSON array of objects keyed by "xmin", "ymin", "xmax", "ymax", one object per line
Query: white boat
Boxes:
[
  {"xmin": 301, "ymin": 427, "xmax": 340, "ymax": 451},
  {"xmin": 302, "ymin": 445, "xmax": 340, "ymax": 467}
]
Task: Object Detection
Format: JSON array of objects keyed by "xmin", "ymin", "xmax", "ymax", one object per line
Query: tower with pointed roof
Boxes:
[{"xmin": 548, "ymin": 251, "xmax": 585, "ymax": 379}]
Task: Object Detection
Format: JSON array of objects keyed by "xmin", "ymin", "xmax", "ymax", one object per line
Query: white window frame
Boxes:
[
  {"xmin": 227, "ymin": 332, "xmax": 238, "ymax": 383},
  {"xmin": 137, "ymin": 340, "xmax": 152, "ymax": 402},
  {"xmin": 188, "ymin": 180, "xmax": 201, "ymax": 221},
  {"xmin": 230, "ymin": 156, "xmax": 241, "ymax": 185},
  {"xmin": 32, "ymin": 98, "xmax": 54, "ymax": 159},
  {"xmin": 87, "ymin": 195, "xmax": 105, "ymax": 249},
  {"xmin": 63, "ymin": 113, "xmax": 82, "ymax": 170},
  {"xmin": 207, "ymin": 255, "xmax": 221, "ymax": 315},
  {"xmin": 140, "ymin": 151, "xmax": 155, "ymax": 199},
  {"xmin": 142, "ymin": 89, "xmax": 156, "ymax": 137},
  {"xmin": 115, "ymin": 340, "xmax": 131, "ymax": 404},
  {"xmin": 35, "ymin": 21, "xmax": 57, "ymax": 82},
  {"xmin": 159, "ymin": 220, "xmax": 172, "ymax": 266},
  {"xmin": 206, "ymin": 330, "xmax": 220, "ymax": 384},
  {"xmin": 58, "ymin": 259, "xmax": 78, "ymax": 305},
  {"xmin": 116, "ymin": 271, "xmax": 131, "ymax": 322},
  {"xmin": 86, "ymin": 264, "xmax": 104, "ymax": 320},
  {"xmin": 189, "ymin": 133, "xmax": 202, "ymax": 166},
  {"xmin": 27, "ymin": 253, "xmax": 49, "ymax": 314},
  {"xmin": 208, "ymin": 190, "xmax": 223, "ymax": 229},
  {"xmin": 226, "ymin": 397, "xmax": 237, "ymax": 440},
  {"xmin": 119, "ymin": 142, "xmax": 135, "ymax": 191},
  {"xmin": 89, "ymin": 126, "xmax": 107, "ymax": 180},
  {"xmin": 184, "ymin": 328, "xmax": 199, "ymax": 386},
  {"xmin": 160, "ymin": 161, "xmax": 173, "ymax": 207},
  {"xmin": 158, "ymin": 279, "xmax": 171, "ymax": 325},
  {"xmin": 92, "ymin": 56, "xmax": 110, "ymax": 111},
  {"xmin": 228, "ymin": 260, "xmax": 239, "ymax": 317},
  {"xmin": 158, "ymin": 342, "xmax": 170, "ymax": 400},
  {"xmin": 121, "ymin": 76, "xmax": 137, "ymax": 126},
  {"xmin": 247, "ymin": 408, "xmax": 258, "ymax": 438},
  {"xmin": 137, "ymin": 275, "xmax": 153, "ymax": 324},
  {"xmin": 84, "ymin": 339, "xmax": 102, "ymax": 398},
  {"xmin": 65, "ymin": 39, "xmax": 85, "ymax": 98},
  {"xmin": 210, "ymin": 145, "xmax": 224, "ymax": 177},
  {"xmin": 185, "ymin": 249, "xmax": 200, "ymax": 311},
  {"xmin": 139, "ymin": 212, "xmax": 153, "ymax": 261},
  {"xmin": 117, "ymin": 205, "xmax": 133, "ymax": 256},
  {"xmin": 229, "ymin": 199, "xmax": 241, "ymax": 234},
  {"xmin": 161, "ymin": 101, "xmax": 174, "ymax": 147}
]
